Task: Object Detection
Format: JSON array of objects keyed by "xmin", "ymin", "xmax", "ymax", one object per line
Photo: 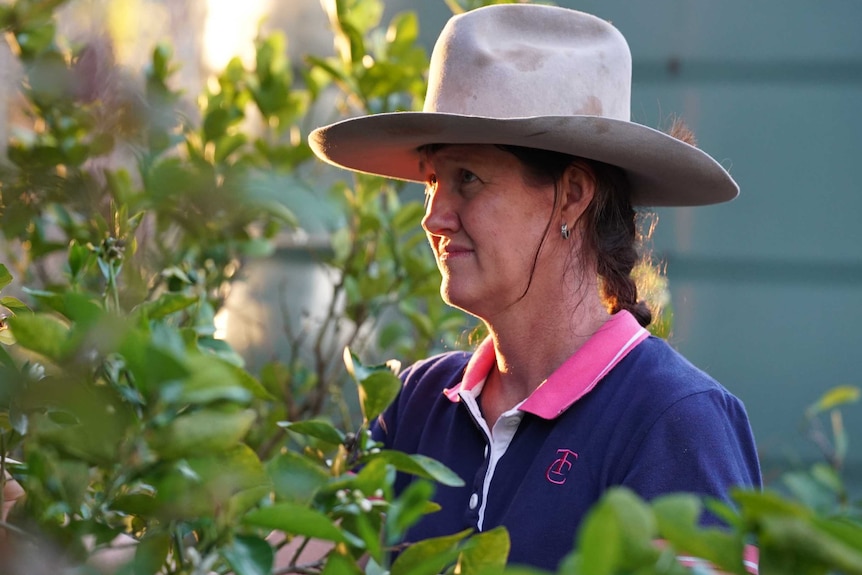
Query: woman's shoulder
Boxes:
[
  {"xmin": 613, "ymin": 335, "xmax": 740, "ymax": 406},
  {"xmin": 398, "ymin": 349, "xmax": 473, "ymax": 391}
]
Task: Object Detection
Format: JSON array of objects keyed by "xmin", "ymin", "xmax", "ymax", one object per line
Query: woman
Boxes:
[{"xmin": 310, "ymin": 4, "xmax": 760, "ymax": 570}]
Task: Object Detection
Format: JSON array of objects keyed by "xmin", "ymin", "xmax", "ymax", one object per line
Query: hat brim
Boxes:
[{"xmin": 309, "ymin": 113, "xmax": 738, "ymax": 207}]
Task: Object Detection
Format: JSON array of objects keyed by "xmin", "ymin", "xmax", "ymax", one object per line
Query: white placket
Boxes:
[{"xmin": 459, "ymin": 390, "xmax": 524, "ymax": 531}]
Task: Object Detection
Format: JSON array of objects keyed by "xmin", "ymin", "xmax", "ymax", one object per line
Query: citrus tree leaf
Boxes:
[
  {"xmin": 343, "ymin": 348, "xmax": 402, "ymax": 424},
  {"xmin": 134, "ymin": 532, "xmax": 171, "ymax": 575},
  {"xmin": 266, "ymin": 450, "xmax": 330, "ymax": 504},
  {"xmin": 0, "ymin": 296, "xmax": 30, "ymax": 315},
  {"xmin": 374, "ymin": 450, "xmax": 464, "ymax": 487},
  {"xmin": 7, "ymin": 312, "xmax": 70, "ymax": 361},
  {"xmin": 455, "ymin": 525, "xmax": 510, "ymax": 575},
  {"xmin": 242, "ymin": 502, "xmax": 347, "ymax": 543},
  {"xmin": 278, "ymin": 419, "xmax": 345, "ymax": 445},
  {"xmin": 222, "ymin": 534, "xmax": 274, "ymax": 575},
  {"xmin": 146, "ymin": 407, "xmax": 257, "ymax": 460},
  {"xmin": 0, "ymin": 264, "xmax": 12, "ymax": 291},
  {"xmin": 390, "ymin": 529, "xmax": 471, "ymax": 575}
]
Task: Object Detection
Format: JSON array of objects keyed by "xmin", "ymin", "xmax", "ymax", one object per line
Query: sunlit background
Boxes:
[{"xmin": 202, "ymin": 0, "xmax": 272, "ymax": 70}]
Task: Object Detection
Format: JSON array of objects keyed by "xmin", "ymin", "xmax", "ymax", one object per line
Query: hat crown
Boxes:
[{"xmin": 424, "ymin": 5, "xmax": 632, "ymax": 121}]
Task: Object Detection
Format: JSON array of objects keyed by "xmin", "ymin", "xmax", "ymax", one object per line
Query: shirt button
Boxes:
[
  {"xmin": 469, "ymin": 493, "xmax": 479, "ymax": 509},
  {"xmin": 507, "ymin": 418, "xmax": 520, "ymax": 427}
]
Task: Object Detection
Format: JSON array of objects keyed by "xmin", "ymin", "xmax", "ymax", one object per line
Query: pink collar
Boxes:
[{"xmin": 443, "ymin": 310, "xmax": 650, "ymax": 419}]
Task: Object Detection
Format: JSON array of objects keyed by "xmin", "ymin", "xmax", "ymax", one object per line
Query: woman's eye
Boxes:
[{"xmin": 461, "ymin": 170, "xmax": 478, "ymax": 184}]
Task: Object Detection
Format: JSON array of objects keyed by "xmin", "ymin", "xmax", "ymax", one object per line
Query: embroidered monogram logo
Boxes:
[{"xmin": 546, "ymin": 448, "xmax": 578, "ymax": 485}]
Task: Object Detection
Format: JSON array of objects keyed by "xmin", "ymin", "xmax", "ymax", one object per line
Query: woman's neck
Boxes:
[{"xmin": 479, "ymin": 283, "xmax": 610, "ymax": 425}]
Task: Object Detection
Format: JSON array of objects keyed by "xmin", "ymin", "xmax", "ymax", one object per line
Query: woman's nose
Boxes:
[{"xmin": 421, "ymin": 187, "xmax": 460, "ymax": 235}]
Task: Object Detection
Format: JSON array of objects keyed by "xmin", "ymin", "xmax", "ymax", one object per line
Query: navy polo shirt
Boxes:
[{"xmin": 372, "ymin": 311, "xmax": 761, "ymax": 570}]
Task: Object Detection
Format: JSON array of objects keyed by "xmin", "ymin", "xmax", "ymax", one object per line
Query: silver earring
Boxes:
[{"xmin": 561, "ymin": 223, "xmax": 571, "ymax": 239}]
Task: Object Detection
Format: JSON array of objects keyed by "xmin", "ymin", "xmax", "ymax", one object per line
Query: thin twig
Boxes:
[{"xmin": 288, "ymin": 536, "xmax": 311, "ymax": 567}]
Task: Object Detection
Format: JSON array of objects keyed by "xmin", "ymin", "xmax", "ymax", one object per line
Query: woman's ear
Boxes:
[{"xmin": 560, "ymin": 161, "xmax": 596, "ymax": 227}]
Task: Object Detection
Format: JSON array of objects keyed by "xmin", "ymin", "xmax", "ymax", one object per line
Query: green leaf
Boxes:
[
  {"xmin": 203, "ymin": 106, "xmax": 243, "ymax": 143},
  {"xmin": 243, "ymin": 502, "xmax": 347, "ymax": 543},
  {"xmin": 0, "ymin": 328, "xmax": 15, "ymax": 346},
  {"xmin": 214, "ymin": 132, "xmax": 248, "ymax": 163},
  {"xmin": 110, "ymin": 493, "xmax": 158, "ymax": 516},
  {"xmin": 63, "ymin": 292, "xmax": 107, "ymax": 325},
  {"xmin": 782, "ymin": 468, "xmax": 842, "ymax": 512},
  {"xmin": 147, "ymin": 407, "xmax": 257, "ymax": 460},
  {"xmin": 386, "ymin": 479, "xmax": 436, "ymax": 544},
  {"xmin": 574, "ymin": 497, "xmax": 623, "ymax": 575},
  {"xmin": 456, "ymin": 526, "xmax": 510, "ymax": 575},
  {"xmin": 17, "ymin": 22, "xmax": 57, "ymax": 58},
  {"xmin": 21, "ymin": 288, "xmax": 100, "ymax": 321},
  {"xmin": 343, "ymin": 349, "xmax": 402, "ymax": 423},
  {"xmin": 134, "ymin": 532, "xmax": 170, "ymax": 575},
  {"xmin": 151, "ymin": 43, "xmax": 174, "ymax": 82},
  {"xmin": 29, "ymin": 382, "xmax": 134, "ymax": 465},
  {"xmin": 0, "ymin": 344, "xmax": 16, "ymax": 368},
  {"xmin": 807, "ymin": 385, "xmax": 861, "ymax": 417},
  {"xmin": 67, "ymin": 240, "xmax": 92, "ymax": 279},
  {"xmin": 266, "ymin": 450, "xmax": 330, "ymax": 504},
  {"xmin": 388, "ymin": 12, "xmax": 420, "ymax": 49},
  {"xmin": 221, "ymin": 360, "xmax": 275, "ymax": 399},
  {"xmin": 652, "ymin": 494, "xmax": 741, "ymax": 572},
  {"xmin": 306, "ymin": 55, "xmax": 347, "ymax": 86},
  {"xmin": 0, "ymin": 264, "xmax": 12, "ymax": 291},
  {"xmin": 576, "ymin": 488, "xmax": 658, "ymax": 575},
  {"xmin": 810, "ymin": 463, "xmax": 845, "ymax": 495},
  {"xmin": 0, "ymin": 296, "xmax": 30, "ymax": 315},
  {"xmin": 343, "ymin": 347, "xmax": 400, "ymax": 382},
  {"xmin": 345, "ymin": 509, "xmax": 383, "ymax": 562},
  {"xmin": 159, "ymin": 354, "xmax": 251, "ymax": 406},
  {"xmin": 134, "ymin": 293, "xmax": 199, "ymax": 320},
  {"xmin": 759, "ymin": 515, "xmax": 862, "ymax": 573},
  {"xmin": 7, "ymin": 312, "xmax": 70, "ymax": 361},
  {"xmin": 390, "ymin": 528, "xmax": 471, "ymax": 575},
  {"xmin": 152, "ymin": 445, "xmax": 270, "ymax": 522},
  {"xmin": 278, "ymin": 420, "xmax": 345, "ymax": 445},
  {"xmin": 119, "ymin": 333, "xmax": 190, "ymax": 399},
  {"xmin": 374, "ymin": 450, "xmax": 464, "ymax": 487},
  {"xmin": 322, "ymin": 552, "xmax": 363, "ymax": 575},
  {"xmin": 734, "ymin": 489, "xmax": 810, "ymax": 520},
  {"xmin": 352, "ymin": 457, "xmax": 390, "ymax": 496},
  {"xmin": 222, "ymin": 534, "xmax": 274, "ymax": 575}
]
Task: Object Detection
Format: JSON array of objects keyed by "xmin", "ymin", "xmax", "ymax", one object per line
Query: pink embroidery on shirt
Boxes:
[{"xmin": 546, "ymin": 449, "xmax": 579, "ymax": 484}]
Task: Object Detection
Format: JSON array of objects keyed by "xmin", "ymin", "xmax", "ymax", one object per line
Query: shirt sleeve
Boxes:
[{"xmin": 618, "ymin": 387, "xmax": 762, "ymax": 525}]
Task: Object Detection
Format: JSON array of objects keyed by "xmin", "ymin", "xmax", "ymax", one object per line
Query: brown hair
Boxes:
[{"xmin": 499, "ymin": 145, "xmax": 654, "ymax": 327}]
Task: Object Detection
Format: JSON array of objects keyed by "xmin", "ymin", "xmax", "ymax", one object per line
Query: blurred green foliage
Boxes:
[{"xmin": 0, "ymin": 0, "xmax": 859, "ymax": 574}]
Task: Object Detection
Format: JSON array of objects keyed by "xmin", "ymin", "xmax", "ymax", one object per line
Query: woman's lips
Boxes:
[{"xmin": 438, "ymin": 245, "xmax": 473, "ymax": 261}]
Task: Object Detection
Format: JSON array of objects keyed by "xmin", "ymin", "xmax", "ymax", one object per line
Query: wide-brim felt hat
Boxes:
[{"xmin": 309, "ymin": 4, "xmax": 739, "ymax": 207}]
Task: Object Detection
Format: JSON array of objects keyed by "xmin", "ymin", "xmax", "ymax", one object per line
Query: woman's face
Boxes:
[{"xmin": 420, "ymin": 144, "xmax": 562, "ymax": 319}]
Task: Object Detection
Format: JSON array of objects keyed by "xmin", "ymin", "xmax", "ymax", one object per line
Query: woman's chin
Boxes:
[{"xmin": 440, "ymin": 286, "xmax": 484, "ymax": 318}]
